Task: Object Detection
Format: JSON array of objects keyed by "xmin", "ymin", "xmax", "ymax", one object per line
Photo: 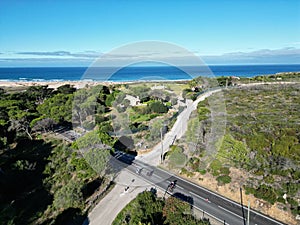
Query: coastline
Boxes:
[
  {"xmin": 0, "ymin": 80, "xmax": 134, "ymax": 89},
  {"xmin": 0, "ymin": 79, "xmax": 190, "ymax": 89}
]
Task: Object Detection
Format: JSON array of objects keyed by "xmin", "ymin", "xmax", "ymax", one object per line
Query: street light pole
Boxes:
[
  {"xmin": 160, "ymin": 127, "xmax": 163, "ymax": 163},
  {"xmin": 247, "ymin": 200, "xmax": 250, "ymax": 225}
]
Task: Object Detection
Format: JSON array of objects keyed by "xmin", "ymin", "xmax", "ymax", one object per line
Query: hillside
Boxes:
[{"xmin": 167, "ymin": 83, "xmax": 299, "ymax": 224}]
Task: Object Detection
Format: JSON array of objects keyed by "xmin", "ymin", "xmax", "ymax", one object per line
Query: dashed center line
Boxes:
[
  {"xmin": 176, "ymin": 185, "xmax": 184, "ymax": 190},
  {"xmin": 189, "ymin": 191, "xmax": 211, "ymax": 203},
  {"xmin": 152, "ymin": 173, "xmax": 161, "ymax": 179},
  {"xmin": 218, "ymin": 205, "xmax": 245, "ymax": 220}
]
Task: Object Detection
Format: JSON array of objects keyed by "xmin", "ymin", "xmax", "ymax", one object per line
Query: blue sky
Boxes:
[{"xmin": 0, "ymin": 0, "xmax": 299, "ymax": 66}]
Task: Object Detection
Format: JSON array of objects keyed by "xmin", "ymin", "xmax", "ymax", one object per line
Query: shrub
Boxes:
[
  {"xmin": 244, "ymin": 186, "xmax": 256, "ymax": 195},
  {"xmin": 216, "ymin": 175, "xmax": 231, "ymax": 185},
  {"xmin": 219, "ymin": 167, "xmax": 230, "ymax": 175},
  {"xmin": 199, "ymin": 169, "xmax": 206, "ymax": 175},
  {"xmin": 210, "ymin": 160, "xmax": 222, "ymax": 172},
  {"xmin": 189, "ymin": 157, "xmax": 200, "ymax": 171},
  {"xmin": 148, "ymin": 101, "xmax": 168, "ymax": 114},
  {"xmin": 105, "ymin": 94, "xmax": 115, "ymax": 107},
  {"xmin": 277, "ymin": 197, "xmax": 286, "ymax": 204},
  {"xmin": 254, "ymin": 184, "xmax": 277, "ymax": 205}
]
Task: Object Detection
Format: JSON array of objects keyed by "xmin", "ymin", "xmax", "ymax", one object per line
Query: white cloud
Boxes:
[
  {"xmin": 0, "ymin": 47, "xmax": 299, "ymax": 66},
  {"xmin": 201, "ymin": 47, "xmax": 300, "ymax": 64},
  {"xmin": 17, "ymin": 51, "xmax": 102, "ymax": 59}
]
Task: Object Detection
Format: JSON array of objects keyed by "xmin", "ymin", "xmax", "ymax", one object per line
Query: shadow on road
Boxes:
[
  {"xmin": 172, "ymin": 192, "xmax": 194, "ymax": 209},
  {"xmin": 106, "ymin": 150, "xmax": 136, "ymax": 177}
]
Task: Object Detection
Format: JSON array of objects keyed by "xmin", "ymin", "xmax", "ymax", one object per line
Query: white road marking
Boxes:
[
  {"xmin": 156, "ymin": 167, "xmax": 286, "ymax": 225},
  {"xmin": 152, "ymin": 173, "xmax": 161, "ymax": 179},
  {"xmin": 218, "ymin": 205, "xmax": 245, "ymax": 220},
  {"xmin": 177, "ymin": 185, "xmax": 184, "ymax": 190},
  {"xmin": 189, "ymin": 191, "xmax": 211, "ymax": 203},
  {"xmin": 124, "ymin": 167, "xmax": 230, "ymax": 225},
  {"xmin": 192, "ymin": 205, "xmax": 230, "ymax": 225}
]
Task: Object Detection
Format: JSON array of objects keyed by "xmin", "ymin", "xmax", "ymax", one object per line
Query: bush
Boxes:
[
  {"xmin": 180, "ymin": 168, "xmax": 194, "ymax": 177},
  {"xmin": 216, "ymin": 175, "xmax": 231, "ymax": 185},
  {"xmin": 53, "ymin": 180, "xmax": 83, "ymax": 210},
  {"xmin": 82, "ymin": 121, "xmax": 95, "ymax": 130},
  {"xmin": 169, "ymin": 151, "xmax": 187, "ymax": 169},
  {"xmin": 277, "ymin": 197, "xmax": 286, "ymax": 204},
  {"xmin": 219, "ymin": 167, "xmax": 230, "ymax": 175},
  {"xmin": 113, "ymin": 191, "xmax": 209, "ymax": 225},
  {"xmin": 105, "ymin": 94, "xmax": 115, "ymax": 107},
  {"xmin": 244, "ymin": 186, "xmax": 256, "ymax": 195},
  {"xmin": 287, "ymin": 197, "xmax": 298, "ymax": 207},
  {"xmin": 199, "ymin": 169, "xmax": 206, "ymax": 175},
  {"xmin": 189, "ymin": 157, "xmax": 200, "ymax": 171},
  {"xmin": 210, "ymin": 160, "xmax": 222, "ymax": 174},
  {"xmin": 148, "ymin": 101, "xmax": 168, "ymax": 114},
  {"xmin": 197, "ymin": 106, "xmax": 210, "ymax": 121},
  {"xmin": 95, "ymin": 115, "xmax": 108, "ymax": 124},
  {"xmin": 254, "ymin": 184, "xmax": 277, "ymax": 205},
  {"xmin": 182, "ymin": 88, "xmax": 192, "ymax": 98},
  {"xmin": 282, "ymin": 182, "xmax": 299, "ymax": 195}
]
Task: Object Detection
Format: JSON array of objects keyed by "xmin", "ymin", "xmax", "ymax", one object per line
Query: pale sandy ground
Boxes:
[
  {"xmin": 0, "ymin": 81, "xmax": 122, "ymax": 89},
  {"xmin": 85, "ymin": 170, "xmax": 157, "ymax": 225},
  {"xmin": 0, "ymin": 80, "xmax": 297, "ymax": 90},
  {"xmin": 0, "ymin": 80, "xmax": 182, "ymax": 90}
]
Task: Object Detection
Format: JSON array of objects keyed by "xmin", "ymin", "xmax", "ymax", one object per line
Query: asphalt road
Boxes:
[
  {"xmin": 88, "ymin": 82, "xmax": 298, "ymax": 224},
  {"xmin": 113, "ymin": 151, "xmax": 286, "ymax": 225},
  {"xmin": 136, "ymin": 88, "xmax": 222, "ymax": 166}
]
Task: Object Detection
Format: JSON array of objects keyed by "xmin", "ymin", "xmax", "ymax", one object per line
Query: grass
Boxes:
[{"xmin": 167, "ymin": 83, "xmax": 189, "ymax": 95}]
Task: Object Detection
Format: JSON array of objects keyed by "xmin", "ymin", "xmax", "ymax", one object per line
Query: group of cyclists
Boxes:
[{"xmin": 135, "ymin": 166, "xmax": 177, "ymax": 193}]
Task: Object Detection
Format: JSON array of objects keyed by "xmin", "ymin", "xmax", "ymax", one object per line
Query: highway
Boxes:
[{"xmin": 112, "ymin": 151, "xmax": 286, "ymax": 225}]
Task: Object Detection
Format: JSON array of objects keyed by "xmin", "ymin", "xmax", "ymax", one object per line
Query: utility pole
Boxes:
[{"xmin": 247, "ymin": 200, "xmax": 250, "ymax": 225}]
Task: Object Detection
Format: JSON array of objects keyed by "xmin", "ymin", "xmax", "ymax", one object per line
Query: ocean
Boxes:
[{"xmin": 0, "ymin": 64, "xmax": 299, "ymax": 82}]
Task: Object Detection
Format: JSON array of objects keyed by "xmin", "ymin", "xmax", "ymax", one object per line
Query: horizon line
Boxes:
[{"xmin": 1, "ymin": 63, "xmax": 300, "ymax": 68}]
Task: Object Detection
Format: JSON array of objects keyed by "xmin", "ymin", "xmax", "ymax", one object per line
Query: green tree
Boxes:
[
  {"xmin": 53, "ymin": 179, "xmax": 83, "ymax": 210},
  {"xmin": 37, "ymin": 93, "xmax": 73, "ymax": 123},
  {"xmin": 26, "ymin": 85, "xmax": 54, "ymax": 104},
  {"xmin": 8, "ymin": 106, "xmax": 37, "ymax": 139},
  {"xmin": 148, "ymin": 119, "xmax": 163, "ymax": 142},
  {"xmin": 163, "ymin": 196, "xmax": 207, "ymax": 225},
  {"xmin": 56, "ymin": 84, "xmax": 76, "ymax": 94},
  {"xmin": 148, "ymin": 101, "xmax": 168, "ymax": 113},
  {"xmin": 73, "ymin": 130, "xmax": 111, "ymax": 175}
]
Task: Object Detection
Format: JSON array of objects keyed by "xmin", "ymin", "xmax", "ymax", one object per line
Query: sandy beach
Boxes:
[
  {"xmin": 0, "ymin": 80, "xmax": 123, "ymax": 89},
  {"xmin": 0, "ymin": 79, "xmax": 189, "ymax": 90}
]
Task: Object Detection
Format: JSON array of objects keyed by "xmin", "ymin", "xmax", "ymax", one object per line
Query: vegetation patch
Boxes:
[
  {"xmin": 112, "ymin": 191, "xmax": 210, "ymax": 225},
  {"xmin": 166, "ymin": 145, "xmax": 187, "ymax": 169},
  {"xmin": 216, "ymin": 175, "xmax": 231, "ymax": 185},
  {"xmin": 182, "ymin": 82, "xmax": 300, "ymax": 217},
  {"xmin": 212, "ymin": 84, "xmax": 299, "ymax": 214}
]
